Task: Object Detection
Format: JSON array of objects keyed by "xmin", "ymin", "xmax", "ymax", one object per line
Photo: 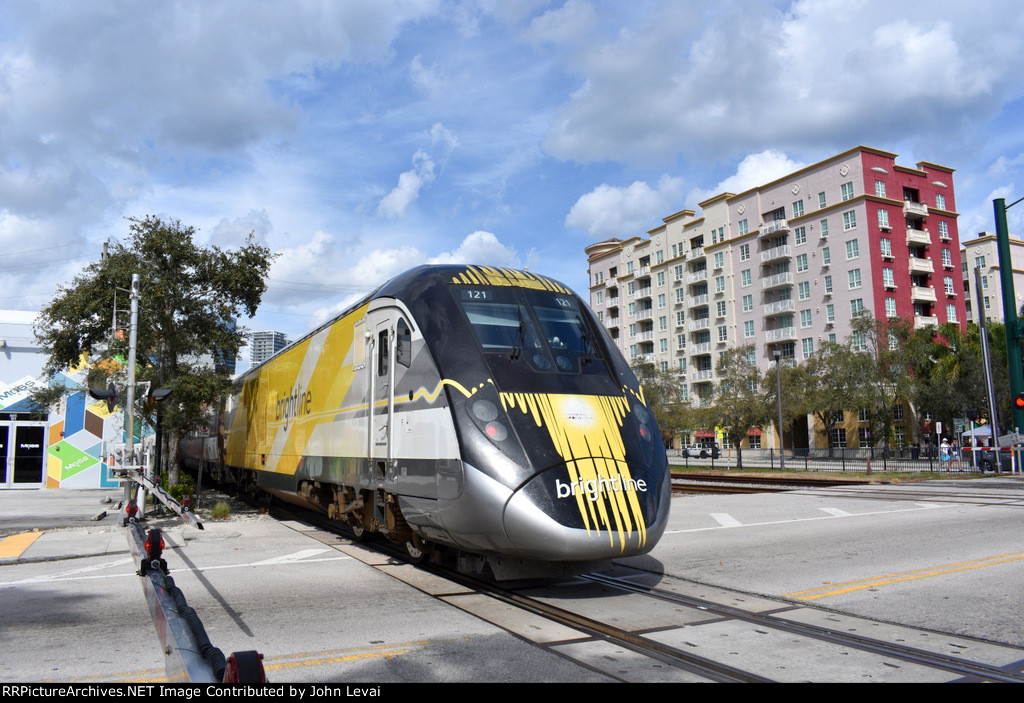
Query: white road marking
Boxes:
[
  {"xmin": 667, "ymin": 502, "xmax": 954, "ymax": 534},
  {"xmin": 819, "ymin": 508, "xmax": 851, "ymax": 517},
  {"xmin": 710, "ymin": 513, "xmax": 743, "ymax": 527},
  {"xmin": 250, "ymin": 548, "xmax": 331, "ymax": 565}
]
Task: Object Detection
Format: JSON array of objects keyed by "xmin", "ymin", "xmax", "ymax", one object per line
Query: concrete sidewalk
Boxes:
[{"xmin": 0, "ymin": 488, "xmax": 131, "ymax": 564}]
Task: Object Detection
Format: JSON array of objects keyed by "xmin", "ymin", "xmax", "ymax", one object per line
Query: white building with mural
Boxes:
[{"xmin": 2, "ymin": 308, "xmax": 133, "ymax": 490}]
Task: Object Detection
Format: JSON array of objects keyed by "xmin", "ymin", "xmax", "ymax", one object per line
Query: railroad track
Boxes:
[
  {"xmin": 269, "ymin": 501, "xmax": 1024, "ymax": 683},
  {"xmin": 671, "ymin": 473, "xmax": 876, "ymax": 494}
]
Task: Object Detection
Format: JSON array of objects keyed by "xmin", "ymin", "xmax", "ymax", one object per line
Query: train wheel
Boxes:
[{"xmin": 405, "ymin": 540, "xmax": 428, "ymax": 564}]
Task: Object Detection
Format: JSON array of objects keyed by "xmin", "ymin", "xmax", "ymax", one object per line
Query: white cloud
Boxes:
[
  {"xmin": 377, "ymin": 150, "xmax": 437, "ymax": 218},
  {"xmin": 688, "ymin": 150, "xmax": 808, "ymax": 204},
  {"xmin": 565, "ymin": 175, "xmax": 685, "ymax": 238},
  {"xmin": 544, "ymin": 1, "xmax": 1024, "ymax": 165}
]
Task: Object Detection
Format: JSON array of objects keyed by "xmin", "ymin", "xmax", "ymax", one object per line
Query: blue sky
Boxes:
[{"xmin": 3, "ymin": 0, "xmax": 1024, "ymax": 372}]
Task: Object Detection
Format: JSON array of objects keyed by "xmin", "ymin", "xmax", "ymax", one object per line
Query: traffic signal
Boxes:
[
  {"xmin": 1015, "ymin": 393, "xmax": 1024, "ymax": 410},
  {"xmin": 88, "ymin": 383, "xmax": 118, "ymax": 413}
]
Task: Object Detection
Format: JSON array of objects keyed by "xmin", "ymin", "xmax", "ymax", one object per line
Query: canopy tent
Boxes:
[{"xmin": 960, "ymin": 426, "xmax": 993, "ymax": 437}]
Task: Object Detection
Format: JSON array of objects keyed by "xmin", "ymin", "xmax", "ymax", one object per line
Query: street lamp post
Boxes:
[{"xmin": 774, "ymin": 348, "xmax": 785, "ymax": 471}]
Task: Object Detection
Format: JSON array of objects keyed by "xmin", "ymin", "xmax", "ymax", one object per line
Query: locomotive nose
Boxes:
[{"xmin": 501, "ymin": 460, "xmax": 663, "ymax": 561}]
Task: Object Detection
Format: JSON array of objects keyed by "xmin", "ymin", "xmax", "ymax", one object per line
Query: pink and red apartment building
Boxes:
[{"xmin": 585, "ymin": 146, "xmax": 965, "ymax": 445}]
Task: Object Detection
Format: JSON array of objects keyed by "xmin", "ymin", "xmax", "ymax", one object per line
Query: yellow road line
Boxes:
[
  {"xmin": 785, "ymin": 551, "xmax": 1024, "ymax": 601},
  {"xmin": 0, "ymin": 531, "xmax": 42, "ymax": 559}
]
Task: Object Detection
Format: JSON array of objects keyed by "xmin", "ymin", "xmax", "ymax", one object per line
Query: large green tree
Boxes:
[
  {"xmin": 712, "ymin": 345, "xmax": 770, "ymax": 468},
  {"xmin": 34, "ymin": 215, "xmax": 274, "ymax": 483}
]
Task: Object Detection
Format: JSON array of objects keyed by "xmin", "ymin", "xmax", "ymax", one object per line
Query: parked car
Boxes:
[
  {"xmin": 685, "ymin": 442, "xmax": 721, "ymax": 459},
  {"xmin": 968, "ymin": 448, "xmax": 1014, "ymax": 473}
]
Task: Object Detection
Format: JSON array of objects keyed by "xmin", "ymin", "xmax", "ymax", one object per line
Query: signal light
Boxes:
[
  {"xmin": 1015, "ymin": 393, "xmax": 1024, "ymax": 409},
  {"xmin": 139, "ymin": 528, "xmax": 168, "ymax": 577},
  {"xmin": 122, "ymin": 500, "xmax": 138, "ymax": 526},
  {"xmin": 143, "ymin": 528, "xmax": 165, "ymax": 560}
]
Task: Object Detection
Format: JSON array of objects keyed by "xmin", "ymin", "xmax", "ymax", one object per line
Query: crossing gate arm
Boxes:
[
  {"xmin": 129, "ymin": 471, "xmax": 204, "ymax": 529},
  {"xmin": 124, "ymin": 522, "xmax": 267, "ymax": 682}
]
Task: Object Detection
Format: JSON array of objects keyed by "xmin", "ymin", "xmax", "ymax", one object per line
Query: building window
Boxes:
[
  {"xmin": 851, "ymin": 298, "xmax": 865, "ymax": 315},
  {"xmin": 738, "ymin": 219, "xmax": 748, "ymax": 235},
  {"xmin": 798, "ymin": 281, "xmax": 810, "ymax": 300},
  {"xmin": 794, "ymin": 226, "xmax": 806, "ymax": 245},
  {"xmin": 936, "ymin": 193, "xmax": 946, "ymax": 210},
  {"xmin": 939, "ymin": 221, "xmax": 950, "ymax": 240},
  {"xmin": 740, "ymin": 243, "xmax": 750, "ymax": 261},
  {"xmin": 715, "ymin": 276, "xmax": 726, "ymax": 292},
  {"xmin": 843, "ymin": 210, "xmax": 857, "ymax": 230},
  {"xmin": 875, "ymin": 180, "xmax": 886, "ymax": 197},
  {"xmin": 846, "ymin": 239, "xmax": 859, "ymax": 259},
  {"xmin": 744, "ymin": 320, "xmax": 755, "ymax": 338},
  {"xmin": 883, "ymin": 267, "xmax": 894, "ymax": 288},
  {"xmin": 830, "ymin": 428, "xmax": 847, "ymax": 447},
  {"xmin": 718, "ymin": 325, "xmax": 729, "ymax": 342},
  {"xmin": 885, "ymin": 297, "xmax": 897, "ymax": 318},
  {"xmin": 849, "ymin": 269, "xmax": 862, "ymax": 289},
  {"xmin": 947, "ymin": 304, "xmax": 958, "ymax": 322},
  {"xmin": 793, "ymin": 200, "xmax": 805, "ymax": 218},
  {"xmin": 800, "ymin": 309, "xmax": 812, "ymax": 328},
  {"xmin": 826, "ymin": 303, "xmax": 835, "ymax": 322},
  {"xmin": 743, "ymin": 294, "xmax": 753, "ymax": 312},
  {"xmin": 944, "ymin": 276, "xmax": 955, "ymax": 295},
  {"xmin": 803, "ymin": 337, "xmax": 815, "ymax": 358},
  {"xmin": 824, "ymin": 275, "xmax": 833, "ymax": 294},
  {"xmin": 822, "ymin": 247, "xmax": 831, "ymax": 265},
  {"xmin": 878, "ymin": 209, "xmax": 890, "ymax": 229},
  {"xmin": 818, "ymin": 192, "xmax": 827, "ymax": 208},
  {"xmin": 942, "ymin": 248, "xmax": 952, "ymax": 267},
  {"xmin": 797, "ymin": 253, "xmax": 808, "ymax": 271},
  {"xmin": 741, "ymin": 269, "xmax": 751, "ymax": 286},
  {"xmin": 714, "ymin": 251, "xmax": 725, "ymax": 269},
  {"xmin": 841, "ymin": 182, "xmax": 855, "ymax": 201},
  {"xmin": 820, "ymin": 219, "xmax": 829, "ymax": 238},
  {"xmin": 716, "ymin": 300, "xmax": 727, "ymax": 317},
  {"xmin": 880, "ymin": 237, "xmax": 892, "ymax": 258}
]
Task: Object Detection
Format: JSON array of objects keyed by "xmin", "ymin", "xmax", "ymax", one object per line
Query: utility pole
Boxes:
[{"xmin": 125, "ymin": 274, "xmax": 140, "ymax": 508}]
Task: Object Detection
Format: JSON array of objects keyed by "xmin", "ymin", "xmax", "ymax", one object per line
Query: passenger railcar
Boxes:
[{"xmin": 184, "ymin": 265, "xmax": 670, "ymax": 578}]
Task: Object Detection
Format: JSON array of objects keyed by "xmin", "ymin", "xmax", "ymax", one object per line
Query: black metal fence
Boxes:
[{"xmin": 669, "ymin": 446, "xmax": 1022, "ymax": 473}]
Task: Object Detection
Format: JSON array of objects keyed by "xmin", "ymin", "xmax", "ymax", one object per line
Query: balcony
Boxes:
[
  {"xmin": 911, "ymin": 286, "xmax": 937, "ymax": 303},
  {"xmin": 914, "ymin": 315, "xmax": 938, "ymax": 329},
  {"xmin": 688, "ymin": 294, "xmax": 709, "ymax": 307},
  {"xmin": 909, "ymin": 257, "xmax": 934, "ymax": 275},
  {"xmin": 691, "ymin": 342, "xmax": 712, "ymax": 354},
  {"xmin": 906, "ymin": 228, "xmax": 931, "ymax": 246},
  {"xmin": 606, "ymin": 296, "xmax": 619, "ymax": 309},
  {"xmin": 903, "ymin": 200, "xmax": 929, "ymax": 219},
  {"xmin": 634, "ymin": 286, "xmax": 652, "ymax": 299},
  {"xmin": 766, "ymin": 326, "xmax": 797, "ymax": 342},
  {"xmin": 763, "ymin": 299, "xmax": 796, "ymax": 316},
  {"xmin": 691, "ymin": 369, "xmax": 715, "ymax": 383},
  {"xmin": 688, "ymin": 318, "xmax": 711, "ymax": 332},
  {"xmin": 689, "ymin": 247, "xmax": 705, "ymax": 260},
  {"xmin": 686, "ymin": 270, "xmax": 708, "ymax": 284},
  {"xmin": 760, "ymin": 244, "xmax": 792, "ymax": 263},
  {"xmin": 635, "ymin": 306, "xmax": 654, "ymax": 321},
  {"xmin": 760, "ymin": 219, "xmax": 790, "ymax": 236},
  {"xmin": 762, "ymin": 272, "xmax": 794, "ymax": 289}
]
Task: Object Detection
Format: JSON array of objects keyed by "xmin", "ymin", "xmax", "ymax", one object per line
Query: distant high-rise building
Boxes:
[{"xmin": 250, "ymin": 331, "xmax": 290, "ymax": 365}]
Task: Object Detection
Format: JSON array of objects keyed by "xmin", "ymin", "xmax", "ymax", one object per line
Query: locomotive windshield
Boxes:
[{"xmin": 454, "ymin": 285, "xmax": 607, "ymax": 379}]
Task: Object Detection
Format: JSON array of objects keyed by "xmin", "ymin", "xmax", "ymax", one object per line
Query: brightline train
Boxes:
[{"xmin": 182, "ymin": 265, "xmax": 670, "ymax": 579}]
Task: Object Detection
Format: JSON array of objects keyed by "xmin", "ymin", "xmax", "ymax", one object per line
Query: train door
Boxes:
[
  {"xmin": 0, "ymin": 421, "xmax": 47, "ymax": 489},
  {"xmin": 368, "ymin": 314, "xmax": 396, "ymax": 475}
]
